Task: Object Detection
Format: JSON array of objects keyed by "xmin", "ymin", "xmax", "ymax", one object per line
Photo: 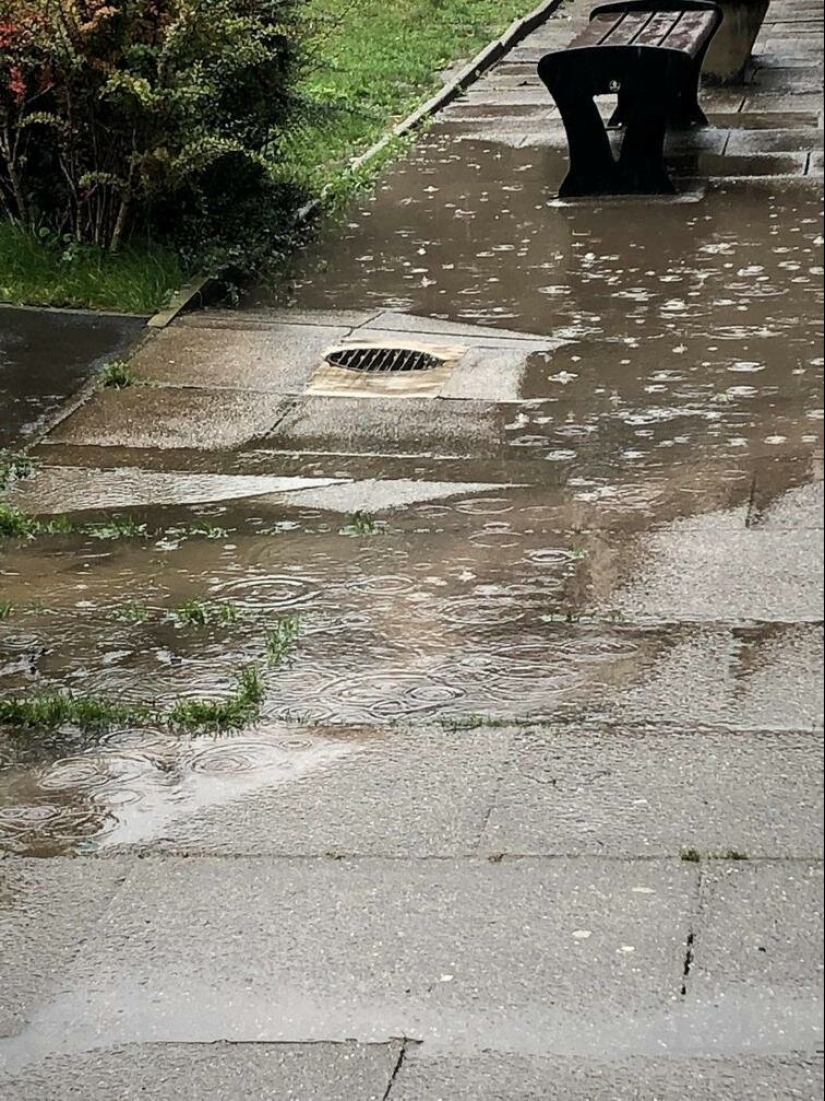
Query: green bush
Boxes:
[{"xmin": 0, "ymin": 0, "xmax": 304, "ymax": 258}]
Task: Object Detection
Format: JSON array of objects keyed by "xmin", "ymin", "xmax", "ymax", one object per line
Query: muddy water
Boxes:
[
  {"xmin": 1, "ymin": 134, "xmax": 822, "ymax": 856},
  {"xmin": 0, "ymin": 308, "xmax": 143, "ymax": 448}
]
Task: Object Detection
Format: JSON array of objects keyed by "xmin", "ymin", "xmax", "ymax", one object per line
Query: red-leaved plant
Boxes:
[{"xmin": 0, "ymin": 0, "xmax": 301, "ymax": 251}]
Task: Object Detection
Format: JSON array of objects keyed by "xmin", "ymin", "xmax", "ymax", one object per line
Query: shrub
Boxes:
[{"xmin": 0, "ymin": 0, "xmax": 304, "ymax": 256}]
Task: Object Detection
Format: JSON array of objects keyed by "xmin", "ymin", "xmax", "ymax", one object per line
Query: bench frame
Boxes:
[{"xmin": 538, "ymin": 1, "xmax": 724, "ymax": 198}]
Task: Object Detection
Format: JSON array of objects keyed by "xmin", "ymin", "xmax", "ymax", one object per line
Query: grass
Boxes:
[
  {"xmin": 339, "ymin": 511, "xmax": 381, "ymax": 537},
  {"xmin": 0, "ymin": 503, "xmax": 73, "ymax": 539},
  {"xmin": 681, "ymin": 848, "xmax": 702, "ymax": 864},
  {"xmin": 265, "ymin": 614, "xmax": 301, "ymax": 665},
  {"xmin": 100, "ymin": 360, "xmax": 136, "ymax": 390},
  {"xmin": 0, "ymin": 222, "xmax": 184, "ymax": 313},
  {"xmin": 167, "ymin": 665, "xmax": 266, "ymax": 730},
  {"xmin": 0, "ymin": 504, "xmax": 232, "ymax": 544},
  {"xmin": 0, "ymin": 692, "xmax": 148, "ymax": 732},
  {"xmin": 0, "ymin": 601, "xmax": 12, "ymax": 620},
  {"xmin": 284, "ymin": 0, "xmax": 532, "ymax": 197},
  {"xmin": 113, "ymin": 601, "xmax": 151, "ymax": 625},
  {"xmin": 2, "ymin": 2, "xmax": 529, "ymax": 308},
  {"xmin": 0, "ymin": 451, "xmax": 37, "ymax": 493},
  {"xmin": 173, "ymin": 600, "xmax": 239, "ymax": 628},
  {"xmin": 0, "ymin": 664, "xmax": 267, "ymax": 734}
]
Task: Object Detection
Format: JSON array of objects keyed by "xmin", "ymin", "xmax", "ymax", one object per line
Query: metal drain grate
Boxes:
[{"xmin": 325, "ymin": 346, "xmax": 445, "ymax": 374}]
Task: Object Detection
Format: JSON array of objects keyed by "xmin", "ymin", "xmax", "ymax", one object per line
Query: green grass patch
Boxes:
[
  {"xmin": 0, "ymin": 664, "xmax": 267, "ymax": 734},
  {"xmin": 0, "ymin": 451, "xmax": 37, "ymax": 493},
  {"xmin": 100, "ymin": 360, "xmax": 137, "ymax": 390},
  {"xmin": 282, "ymin": 0, "xmax": 532, "ymax": 197},
  {"xmin": 173, "ymin": 600, "xmax": 240, "ymax": 628},
  {"xmin": 265, "ymin": 614, "xmax": 302, "ymax": 666},
  {"xmin": 339, "ymin": 510, "xmax": 381, "ymax": 537},
  {"xmin": 0, "ymin": 503, "xmax": 74, "ymax": 539},
  {"xmin": 168, "ymin": 665, "xmax": 266, "ymax": 730},
  {"xmin": 0, "ymin": 223, "xmax": 184, "ymax": 314},
  {"xmin": 0, "ymin": 600, "xmax": 12, "ymax": 620}
]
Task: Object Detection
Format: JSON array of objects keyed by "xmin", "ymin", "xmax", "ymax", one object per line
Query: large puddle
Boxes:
[{"xmin": 1, "ymin": 121, "xmax": 822, "ymax": 858}]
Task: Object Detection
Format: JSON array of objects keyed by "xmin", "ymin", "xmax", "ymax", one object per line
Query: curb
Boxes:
[{"xmin": 147, "ymin": 0, "xmax": 566, "ymax": 329}]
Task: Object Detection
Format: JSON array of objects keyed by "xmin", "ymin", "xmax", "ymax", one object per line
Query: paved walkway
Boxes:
[{"xmin": 1, "ymin": 1, "xmax": 823, "ymax": 1097}]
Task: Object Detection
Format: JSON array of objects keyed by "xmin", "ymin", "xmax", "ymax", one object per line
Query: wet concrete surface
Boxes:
[
  {"xmin": 0, "ymin": 0, "xmax": 823, "ymax": 1095},
  {"xmin": 0, "ymin": 308, "xmax": 143, "ymax": 449}
]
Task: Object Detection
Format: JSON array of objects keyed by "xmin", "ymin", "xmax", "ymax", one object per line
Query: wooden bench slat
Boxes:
[
  {"xmin": 662, "ymin": 10, "xmax": 718, "ymax": 52},
  {"xmin": 634, "ymin": 11, "xmax": 685, "ymax": 46},
  {"xmin": 604, "ymin": 11, "xmax": 658, "ymax": 45},
  {"xmin": 571, "ymin": 13, "xmax": 625, "ymax": 49}
]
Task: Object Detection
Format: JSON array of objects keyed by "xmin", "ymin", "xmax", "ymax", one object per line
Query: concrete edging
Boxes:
[{"xmin": 147, "ymin": 0, "xmax": 566, "ymax": 329}]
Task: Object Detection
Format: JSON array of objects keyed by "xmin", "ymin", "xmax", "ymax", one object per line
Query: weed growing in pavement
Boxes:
[
  {"xmin": 340, "ymin": 511, "xmax": 381, "ymax": 537},
  {"xmin": 265, "ymin": 614, "xmax": 301, "ymax": 666},
  {"xmin": 112, "ymin": 601, "xmax": 151, "ymax": 625},
  {"xmin": 0, "ymin": 451, "xmax": 37, "ymax": 492},
  {"xmin": 722, "ymin": 850, "xmax": 750, "ymax": 861},
  {"xmin": 101, "ymin": 360, "xmax": 136, "ymax": 390},
  {"xmin": 0, "ymin": 503, "xmax": 74, "ymax": 539},
  {"xmin": 0, "ymin": 691, "xmax": 148, "ymax": 731},
  {"xmin": 172, "ymin": 600, "xmax": 239, "ymax": 628},
  {"xmin": 1, "ymin": 664, "xmax": 267, "ymax": 734},
  {"xmin": 0, "ymin": 601, "xmax": 12, "ymax": 620},
  {"xmin": 681, "ymin": 849, "xmax": 702, "ymax": 864},
  {"xmin": 167, "ymin": 664, "xmax": 266, "ymax": 730},
  {"xmin": 87, "ymin": 516, "xmax": 149, "ymax": 540}
]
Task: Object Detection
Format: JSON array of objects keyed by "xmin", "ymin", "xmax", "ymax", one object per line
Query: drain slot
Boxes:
[{"xmin": 325, "ymin": 346, "xmax": 445, "ymax": 374}]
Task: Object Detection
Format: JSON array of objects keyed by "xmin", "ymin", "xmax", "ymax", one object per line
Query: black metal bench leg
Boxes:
[
  {"xmin": 617, "ymin": 97, "xmax": 676, "ymax": 193},
  {"xmin": 672, "ymin": 60, "xmax": 709, "ymax": 128},
  {"xmin": 539, "ymin": 58, "xmax": 619, "ymax": 198}
]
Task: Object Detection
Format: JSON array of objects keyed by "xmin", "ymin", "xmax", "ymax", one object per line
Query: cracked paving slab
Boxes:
[
  {"xmin": 0, "ymin": 857, "xmax": 697, "ymax": 1066},
  {"xmin": 0, "ymin": 1041, "xmax": 402, "ymax": 1101}
]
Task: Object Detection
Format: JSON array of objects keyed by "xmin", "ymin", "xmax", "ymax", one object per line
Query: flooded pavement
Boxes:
[
  {"xmin": 1, "ymin": 0, "xmax": 823, "ymax": 1095},
  {"xmin": 0, "ymin": 308, "xmax": 144, "ymax": 449}
]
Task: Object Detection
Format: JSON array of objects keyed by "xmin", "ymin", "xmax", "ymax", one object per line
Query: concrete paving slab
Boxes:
[
  {"xmin": 127, "ymin": 725, "xmax": 514, "ymax": 857},
  {"xmin": 0, "ymin": 859, "xmax": 129, "ymax": 1037},
  {"xmin": 752, "ymin": 478, "xmax": 824, "ymax": 529},
  {"xmin": 598, "ymin": 624, "xmax": 823, "ymax": 732},
  {"xmin": 266, "ymin": 397, "xmax": 505, "ymax": 458},
  {"xmin": 129, "ymin": 323, "xmax": 349, "ymax": 393},
  {"xmin": 480, "ymin": 728, "xmax": 823, "ymax": 858},
  {"xmin": 726, "ymin": 128, "xmax": 825, "ymax": 153},
  {"xmin": 1, "ymin": 858, "xmax": 696, "ymax": 1059},
  {"xmin": 743, "ymin": 93, "xmax": 825, "ymax": 114},
  {"xmin": 0, "ymin": 1041, "xmax": 400, "ymax": 1101},
  {"xmin": 390, "ymin": 1053, "xmax": 825, "ymax": 1100},
  {"xmin": 691, "ymin": 862, "xmax": 824, "ymax": 996},
  {"xmin": 605, "ymin": 518, "xmax": 823, "ymax": 623},
  {"xmin": 46, "ymin": 388, "xmax": 292, "ymax": 451},
  {"xmin": 10, "ymin": 467, "xmax": 348, "ymax": 514}
]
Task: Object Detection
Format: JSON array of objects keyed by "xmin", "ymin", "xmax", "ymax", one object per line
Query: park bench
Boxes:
[{"xmin": 538, "ymin": 1, "xmax": 724, "ymax": 198}]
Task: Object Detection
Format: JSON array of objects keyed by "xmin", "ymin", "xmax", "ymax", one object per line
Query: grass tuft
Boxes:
[
  {"xmin": 173, "ymin": 600, "xmax": 239, "ymax": 628},
  {"xmin": 100, "ymin": 360, "xmax": 136, "ymax": 390},
  {"xmin": 681, "ymin": 849, "xmax": 702, "ymax": 864},
  {"xmin": 340, "ymin": 511, "xmax": 381, "ymax": 537},
  {"xmin": 265, "ymin": 614, "xmax": 301, "ymax": 666},
  {"xmin": 168, "ymin": 665, "xmax": 266, "ymax": 730},
  {"xmin": 0, "ymin": 451, "xmax": 37, "ymax": 492},
  {"xmin": 0, "ymin": 600, "xmax": 12, "ymax": 620}
]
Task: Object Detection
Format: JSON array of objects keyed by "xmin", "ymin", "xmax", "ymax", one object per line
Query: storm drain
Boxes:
[
  {"xmin": 326, "ymin": 346, "xmax": 445, "ymax": 374},
  {"xmin": 308, "ymin": 340, "xmax": 467, "ymax": 399}
]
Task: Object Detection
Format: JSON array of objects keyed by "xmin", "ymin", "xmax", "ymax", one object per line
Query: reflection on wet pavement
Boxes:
[{"xmin": 0, "ymin": 308, "xmax": 143, "ymax": 449}]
